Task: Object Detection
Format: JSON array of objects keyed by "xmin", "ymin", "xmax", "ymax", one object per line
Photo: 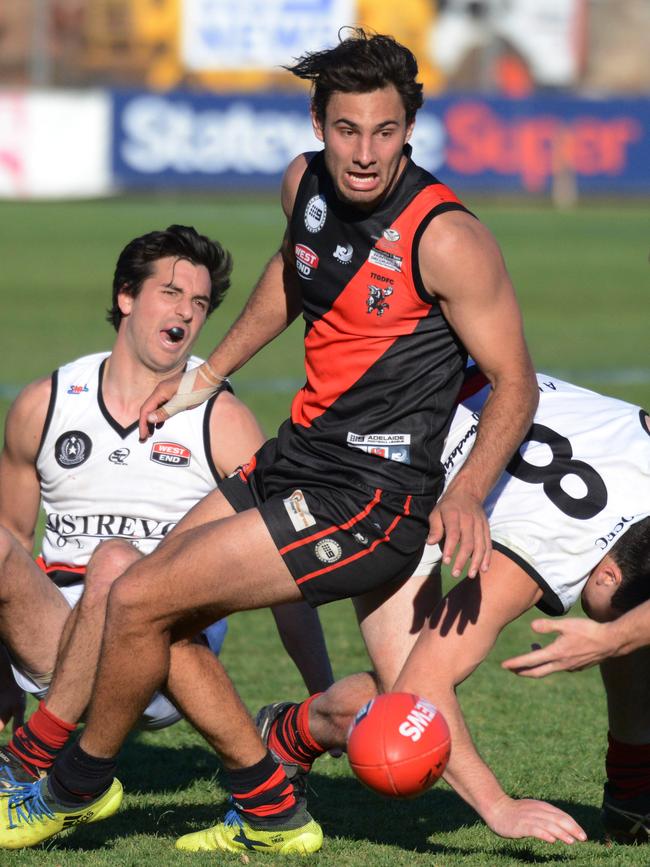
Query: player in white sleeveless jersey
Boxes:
[
  {"xmin": 0, "ymin": 225, "xmax": 333, "ymax": 792},
  {"xmin": 256, "ymin": 368, "xmax": 650, "ymax": 845}
]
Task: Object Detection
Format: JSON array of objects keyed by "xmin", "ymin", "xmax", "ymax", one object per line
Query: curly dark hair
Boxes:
[
  {"xmin": 107, "ymin": 224, "xmax": 232, "ymax": 330},
  {"xmin": 610, "ymin": 515, "xmax": 650, "ymax": 613},
  {"xmin": 285, "ymin": 28, "xmax": 423, "ymax": 125}
]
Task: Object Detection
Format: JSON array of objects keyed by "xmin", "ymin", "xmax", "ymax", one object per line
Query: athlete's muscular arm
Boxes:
[
  {"xmin": 502, "ymin": 604, "xmax": 650, "ymax": 677},
  {"xmin": 138, "ymin": 154, "xmax": 310, "ymax": 440},
  {"xmin": 419, "ymin": 211, "xmax": 538, "ymax": 579},
  {"xmin": 0, "ymin": 377, "xmax": 51, "ymax": 553},
  {"xmin": 395, "ymin": 552, "xmax": 586, "ymax": 844},
  {"xmin": 208, "ymin": 391, "xmax": 335, "ymax": 695}
]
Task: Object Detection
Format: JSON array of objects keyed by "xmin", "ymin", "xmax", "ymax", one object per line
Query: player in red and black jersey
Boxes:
[{"xmin": 4, "ymin": 31, "xmax": 537, "ymax": 854}]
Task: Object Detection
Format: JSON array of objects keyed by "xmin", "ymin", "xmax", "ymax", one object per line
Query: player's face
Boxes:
[
  {"xmin": 313, "ymin": 86, "xmax": 415, "ymax": 210},
  {"xmin": 581, "ymin": 554, "xmax": 621, "ymax": 622},
  {"xmin": 118, "ymin": 256, "xmax": 211, "ymax": 372}
]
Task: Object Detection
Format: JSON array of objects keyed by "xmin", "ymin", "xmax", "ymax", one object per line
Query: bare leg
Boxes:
[
  {"xmin": 45, "ymin": 540, "xmax": 141, "ymax": 723},
  {"xmin": 0, "ymin": 526, "xmax": 70, "ymax": 678},
  {"xmin": 80, "ymin": 498, "xmax": 302, "ymax": 765},
  {"xmin": 306, "ymin": 567, "xmax": 442, "ymax": 750}
]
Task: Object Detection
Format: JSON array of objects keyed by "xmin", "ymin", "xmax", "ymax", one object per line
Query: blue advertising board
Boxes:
[{"xmin": 111, "ymin": 90, "xmax": 650, "ymax": 195}]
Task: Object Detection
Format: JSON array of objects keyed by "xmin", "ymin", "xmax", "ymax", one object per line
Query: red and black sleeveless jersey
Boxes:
[{"xmin": 269, "ymin": 149, "xmax": 472, "ymax": 499}]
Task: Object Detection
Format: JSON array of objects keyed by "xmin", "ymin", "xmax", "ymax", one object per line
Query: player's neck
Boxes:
[{"xmin": 101, "ymin": 347, "xmax": 186, "ymax": 426}]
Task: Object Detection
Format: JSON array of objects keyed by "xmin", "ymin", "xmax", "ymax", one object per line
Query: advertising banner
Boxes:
[
  {"xmin": 0, "ymin": 90, "xmax": 111, "ymax": 199},
  {"xmin": 181, "ymin": 0, "xmax": 356, "ymax": 71},
  {"xmin": 112, "ymin": 90, "xmax": 649, "ymax": 195}
]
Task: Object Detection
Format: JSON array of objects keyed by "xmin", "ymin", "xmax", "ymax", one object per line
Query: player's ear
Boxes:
[
  {"xmin": 595, "ymin": 555, "xmax": 622, "ymax": 590},
  {"xmin": 117, "ymin": 287, "xmax": 134, "ymax": 317},
  {"xmin": 311, "ymin": 106, "xmax": 324, "ymax": 142}
]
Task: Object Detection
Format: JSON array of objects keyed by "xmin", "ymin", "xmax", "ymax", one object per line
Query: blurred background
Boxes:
[{"xmin": 1, "ymin": 0, "xmax": 648, "ymax": 431}]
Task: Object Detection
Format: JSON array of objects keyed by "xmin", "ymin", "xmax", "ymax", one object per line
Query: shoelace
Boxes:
[
  {"xmin": 0, "ymin": 764, "xmax": 33, "ymax": 795},
  {"xmin": 223, "ymin": 808, "xmax": 244, "ymax": 829},
  {"xmin": 7, "ymin": 781, "xmax": 54, "ymax": 829}
]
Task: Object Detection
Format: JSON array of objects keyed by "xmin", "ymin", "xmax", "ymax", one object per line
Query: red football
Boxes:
[{"xmin": 347, "ymin": 692, "xmax": 451, "ymax": 798}]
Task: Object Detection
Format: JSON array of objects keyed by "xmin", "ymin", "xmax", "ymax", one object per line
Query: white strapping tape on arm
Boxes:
[{"xmin": 160, "ymin": 366, "xmax": 222, "ymax": 418}]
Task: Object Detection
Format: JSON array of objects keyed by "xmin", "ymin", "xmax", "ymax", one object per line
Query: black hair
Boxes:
[
  {"xmin": 107, "ymin": 224, "xmax": 232, "ymax": 330},
  {"xmin": 610, "ymin": 516, "xmax": 650, "ymax": 613},
  {"xmin": 285, "ymin": 28, "xmax": 423, "ymax": 126}
]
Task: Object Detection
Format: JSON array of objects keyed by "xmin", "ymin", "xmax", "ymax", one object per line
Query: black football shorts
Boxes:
[{"xmin": 219, "ymin": 441, "xmax": 433, "ymax": 607}]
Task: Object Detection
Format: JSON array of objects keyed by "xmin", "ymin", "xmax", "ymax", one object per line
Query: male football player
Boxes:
[{"xmin": 0, "ymin": 225, "xmax": 333, "ymax": 793}]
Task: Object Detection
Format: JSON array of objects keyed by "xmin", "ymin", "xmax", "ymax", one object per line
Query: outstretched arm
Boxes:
[
  {"xmin": 394, "ymin": 551, "xmax": 586, "ymax": 844},
  {"xmin": 138, "ymin": 154, "xmax": 309, "ymax": 439},
  {"xmin": 419, "ymin": 212, "xmax": 537, "ymax": 580},
  {"xmin": 502, "ymin": 603, "xmax": 650, "ymax": 677}
]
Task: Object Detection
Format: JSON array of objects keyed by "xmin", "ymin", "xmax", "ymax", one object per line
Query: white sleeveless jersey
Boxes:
[
  {"xmin": 37, "ymin": 352, "xmax": 220, "ymax": 573},
  {"xmin": 440, "ymin": 372, "xmax": 650, "ymax": 614}
]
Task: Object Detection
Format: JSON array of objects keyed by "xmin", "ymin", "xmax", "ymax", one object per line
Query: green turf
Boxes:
[{"xmin": 0, "ymin": 196, "xmax": 648, "ymax": 864}]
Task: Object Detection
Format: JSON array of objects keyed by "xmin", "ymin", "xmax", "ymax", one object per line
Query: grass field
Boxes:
[{"xmin": 0, "ymin": 196, "xmax": 649, "ymax": 865}]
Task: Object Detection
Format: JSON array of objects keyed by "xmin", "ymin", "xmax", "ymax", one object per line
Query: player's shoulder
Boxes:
[
  {"xmin": 56, "ymin": 350, "xmax": 109, "ymax": 378},
  {"xmin": 281, "ymin": 152, "xmax": 317, "ymax": 217},
  {"xmin": 4, "ymin": 374, "xmax": 53, "ymax": 456}
]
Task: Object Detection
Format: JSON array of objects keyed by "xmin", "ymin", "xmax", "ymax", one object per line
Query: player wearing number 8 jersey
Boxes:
[{"xmin": 258, "ymin": 369, "xmax": 650, "ymax": 845}]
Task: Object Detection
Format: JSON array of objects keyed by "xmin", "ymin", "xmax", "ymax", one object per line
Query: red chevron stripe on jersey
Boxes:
[{"xmin": 291, "ymin": 184, "xmax": 463, "ymax": 428}]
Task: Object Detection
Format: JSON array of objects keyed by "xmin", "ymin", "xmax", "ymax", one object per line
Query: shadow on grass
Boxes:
[{"xmin": 49, "ymin": 757, "xmax": 604, "ymax": 861}]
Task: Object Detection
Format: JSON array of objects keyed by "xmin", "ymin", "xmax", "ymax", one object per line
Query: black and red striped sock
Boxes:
[
  {"xmin": 267, "ymin": 694, "xmax": 326, "ymax": 771},
  {"xmin": 225, "ymin": 751, "xmax": 297, "ymax": 826},
  {"xmin": 606, "ymin": 733, "xmax": 650, "ymax": 800},
  {"xmin": 7, "ymin": 701, "xmax": 76, "ymax": 777}
]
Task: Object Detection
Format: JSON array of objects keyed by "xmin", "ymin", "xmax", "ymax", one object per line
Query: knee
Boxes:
[
  {"xmin": 104, "ymin": 566, "xmax": 158, "ymax": 634},
  {"xmin": 84, "ymin": 540, "xmax": 141, "ymax": 600}
]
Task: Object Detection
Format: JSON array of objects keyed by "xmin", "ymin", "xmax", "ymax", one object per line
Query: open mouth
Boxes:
[
  {"xmin": 347, "ymin": 172, "xmax": 379, "ymax": 188},
  {"xmin": 163, "ymin": 326, "xmax": 185, "ymax": 344}
]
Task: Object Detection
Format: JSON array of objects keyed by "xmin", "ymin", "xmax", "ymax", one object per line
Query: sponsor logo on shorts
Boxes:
[
  {"xmin": 314, "ymin": 538, "xmax": 342, "ymax": 565},
  {"xmin": 353, "ymin": 531, "xmax": 369, "ymax": 546},
  {"xmin": 367, "ymin": 247, "xmax": 402, "ymax": 272},
  {"xmin": 295, "ymin": 243, "xmax": 319, "ymax": 280},
  {"xmin": 66, "ymin": 384, "xmax": 89, "ymax": 395},
  {"xmin": 347, "ymin": 432, "xmax": 411, "ymax": 464},
  {"xmin": 304, "ymin": 195, "xmax": 327, "ymax": 233},
  {"xmin": 333, "ymin": 242, "xmax": 353, "ymax": 264},
  {"xmin": 150, "ymin": 442, "xmax": 191, "ymax": 467},
  {"xmin": 55, "ymin": 431, "xmax": 92, "ymax": 468},
  {"xmin": 283, "ymin": 489, "xmax": 317, "ymax": 532},
  {"xmin": 108, "ymin": 448, "xmax": 130, "ymax": 465},
  {"xmin": 383, "ymin": 228, "xmax": 400, "ymax": 242},
  {"xmin": 366, "ymin": 285, "xmax": 393, "ymax": 317}
]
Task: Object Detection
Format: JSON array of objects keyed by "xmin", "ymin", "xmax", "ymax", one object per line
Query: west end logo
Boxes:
[
  {"xmin": 150, "ymin": 442, "xmax": 191, "ymax": 467},
  {"xmin": 304, "ymin": 195, "xmax": 327, "ymax": 233},
  {"xmin": 55, "ymin": 431, "xmax": 92, "ymax": 468},
  {"xmin": 295, "ymin": 243, "xmax": 319, "ymax": 279}
]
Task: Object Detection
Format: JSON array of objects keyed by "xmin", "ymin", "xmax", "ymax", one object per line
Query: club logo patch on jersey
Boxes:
[
  {"xmin": 150, "ymin": 442, "xmax": 191, "ymax": 467},
  {"xmin": 304, "ymin": 195, "xmax": 327, "ymax": 233},
  {"xmin": 383, "ymin": 228, "xmax": 400, "ymax": 242},
  {"xmin": 108, "ymin": 448, "xmax": 130, "ymax": 465},
  {"xmin": 295, "ymin": 244, "xmax": 319, "ymax": 279},
  {"xmin": 66, "ymin": 384, "xmax": 89, "ymax": 395},
  {"xmin": 333, "ymin": 243, "xmax": 353, "ymax": 264},
  {"xmin": 368, "ymin": 247, "xmax": 402, "ymax": 272},
  {"xmin": 347, "ymin": 432, "xmax": 411, "ymax": 464},
  {"xmin": 283, "ymin": 489, "xmax": 317, "ymax": 532},
  {"xmin": 366, "ymin": 285, "xmax": 393, "ymax": 317},
  {"xmin": 314, "ymin": 538, "xmax": 342, "ymax": 565},
  {"xmin": 55, "ymin": 431, "xmax": 92, "ymax": 468}
]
